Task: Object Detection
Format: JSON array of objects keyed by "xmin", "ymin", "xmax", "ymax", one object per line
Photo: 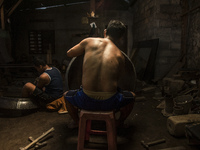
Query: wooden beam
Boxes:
[
  {"xmin": 1, "ymin": 5, "xmax": 5, "ymax": 30},
  {"xmin": 90, "ymin": 0, "xmax": 95, "ymax": 14},
  {"xmin": 0, "ymin": 0, "xmax": 4, "ymax": 8},
  {"xmin": 7, "ymin": 0, "xmax": 23, "ymax": 17},
  {"xmin": 96, "ymin": 0, "xmax": 104, "ymax": 9},
  {"xmin": 181, "ymin": 4, "xmax": 200, "ymax": 16}
]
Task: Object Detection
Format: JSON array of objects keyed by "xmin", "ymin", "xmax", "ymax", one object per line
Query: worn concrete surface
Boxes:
[{"xmin": 0, "ymin": 91, "xmax": 200, "ymax": 150}]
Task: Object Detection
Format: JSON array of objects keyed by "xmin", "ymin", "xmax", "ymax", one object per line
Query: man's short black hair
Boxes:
[
  {"xmin": 33, "ymin": 57, "xmax": 46, "ymax": 67},
  {"xmin": 106, "ymin": 20, "xmax": 126, "ymax": 40}
]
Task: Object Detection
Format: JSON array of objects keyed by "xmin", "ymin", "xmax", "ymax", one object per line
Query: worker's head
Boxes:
[
  {"xmin": 104, "ymin": 20, "xmax": 126, "ymax": 41},
  {"xmin": 33, "ymin": 57, "xmax": 47, "ymax": 73}
]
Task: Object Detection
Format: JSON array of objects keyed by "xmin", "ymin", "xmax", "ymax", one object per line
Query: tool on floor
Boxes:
[
  {"xmin": 19, "ymin": 127, "xmax": 55, "ymax": 150},
  {"xmin": 141, "ymin": 138, "xmax": 166, "ymax": 149}
]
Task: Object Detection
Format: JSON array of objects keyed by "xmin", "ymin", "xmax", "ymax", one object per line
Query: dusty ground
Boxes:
[{"xmin": 0, "ymin": 90, "xmax": 200, "ymax": 150}]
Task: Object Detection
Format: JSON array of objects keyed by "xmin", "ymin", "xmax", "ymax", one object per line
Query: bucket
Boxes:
[
  {"xmin": 173, "ymin": 95, "xmax": 193, "ymax": 115},
  {"xmin": 173, "ymin": 105, "xmax": 184, "ymax": 115}
]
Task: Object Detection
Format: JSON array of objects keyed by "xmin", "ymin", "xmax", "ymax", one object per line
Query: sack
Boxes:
[{"xmin": 46, "ymin": 96, "xmax": 68, "ymax": 114}]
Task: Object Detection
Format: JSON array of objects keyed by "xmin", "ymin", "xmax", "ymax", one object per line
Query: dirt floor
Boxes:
[{"xmin": 0, "ymin": 88, "xmax": 200, "ymax": 150}]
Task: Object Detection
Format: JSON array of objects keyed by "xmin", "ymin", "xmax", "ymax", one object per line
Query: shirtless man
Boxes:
[
  {"xmin": 22, "ymin": 57, "xmax": 63, "ymax": 108},
  {"xmin": 64, "ymin": 20, "xmax": 135, "ymax": 128}
]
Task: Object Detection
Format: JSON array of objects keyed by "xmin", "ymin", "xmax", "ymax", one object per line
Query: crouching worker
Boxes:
[
  {"xmin": 64, "ymin": 20, "xmax": 135, "ymax": 128},
  {"xmin": 21, "ymin": 57, "xmax": 66, "ymax": 112}
]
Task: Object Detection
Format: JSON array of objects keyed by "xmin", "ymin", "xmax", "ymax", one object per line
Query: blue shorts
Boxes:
[{"xmin": 64, "ymin": 87, "xmax": 135, "ymax": 111}]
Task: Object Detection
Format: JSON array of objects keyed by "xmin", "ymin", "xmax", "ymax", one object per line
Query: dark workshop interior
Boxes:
[{"xmin": 0, "ymin": 0, "xmax": 200, "ymax": 150}]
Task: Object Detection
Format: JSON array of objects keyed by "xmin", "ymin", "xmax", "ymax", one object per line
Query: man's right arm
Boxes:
[
  {"xmin": 36, "ymin": 73, "xmax": 50, "ymax": 90},
  {"xmin": 67, "ymin": 38, "xmax": 88, "ymax": 57}
]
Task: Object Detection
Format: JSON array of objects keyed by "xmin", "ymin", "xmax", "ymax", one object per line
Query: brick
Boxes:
[
  {"xmin": 159, "ymin": 41, "xmax": 170, "ymax": 49},
  {"xmin": 171, "ymin": 0, "xmax": 180, "ymax": 5},
  {"xmin": 170, "ymin": 43, "xmax": 181, "ymax": 49},
  {"xmin": 167, "ymin": 114, "xmax": 200, "ymax": 137},
  {"xmin": 157, "ymin": 0, "xmax": 170, "ymax": 5},
  {"xmin": 160, "ymin": 4, "xmax": 181, "ymax": 14},
  {"xmin": 159, "ymin": 20, "xmax": 173, "ymax": 28}
]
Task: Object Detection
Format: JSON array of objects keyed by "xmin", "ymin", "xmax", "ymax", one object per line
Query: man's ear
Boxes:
[{"xmin": 104, "ymin": 29, "xmax": 107, "ymax": 38}]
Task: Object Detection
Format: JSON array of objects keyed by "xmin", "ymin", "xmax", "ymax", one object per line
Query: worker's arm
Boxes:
[
  {"xmin": 67, "ymin": 38, "xmax": 89, "ymax": 57},
  {"xmin": 36, "ymin": 73, "xmax": 50, "ymax": 90}
]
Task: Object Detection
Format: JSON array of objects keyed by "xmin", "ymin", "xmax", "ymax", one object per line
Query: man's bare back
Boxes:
[
  {"xmin": 82, "ymin": 38, "xmax": 125, "ymax": 92},
  {"xmin": 67, "ymin": 37, "xmax": 125, "ymax": 92}
]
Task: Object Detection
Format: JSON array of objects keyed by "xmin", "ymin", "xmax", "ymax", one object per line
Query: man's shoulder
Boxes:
[
  {"xmin": 84, "ymin": 37, "xmax": 104, "ymax": 42},
  {"xmin": 45, "ymin": 67, "xmax": 62, "ymax": 78},
  {"xmin": 52, "ymin": 67, "xmax": 59, "ymax": 71},
  {"xmin": 40, "ymin": 72, "xmax": 50, "ymax": 79},
  {"xmin": 84, "ymin": 38, "xmax": 106, "ymax": 49},
  {"xmin": 38, "ymin": 73, "xmax": 50, "ymax": 85}
]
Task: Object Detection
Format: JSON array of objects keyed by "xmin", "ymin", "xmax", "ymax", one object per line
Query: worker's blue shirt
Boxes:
[{"xmin": 44, "ymin": 67, "xmax": 63, "ymax": 99}]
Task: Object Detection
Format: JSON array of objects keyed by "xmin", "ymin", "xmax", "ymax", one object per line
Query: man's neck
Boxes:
[
  {"xmin": 106, "ymin": 36, "xmax": 114, "ymax": 42},
  {"xmin": 43, "ymin": 65, "xmax": 51, "ymax": 71},
  {"xmin": 106, "ymin": 36, "xmax": 120, "ymax": 47}
]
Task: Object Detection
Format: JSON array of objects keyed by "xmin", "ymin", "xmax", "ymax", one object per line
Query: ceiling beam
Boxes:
[{"xmin": 7, "ymin": 0, "xmax": 23, "ymax": 17}]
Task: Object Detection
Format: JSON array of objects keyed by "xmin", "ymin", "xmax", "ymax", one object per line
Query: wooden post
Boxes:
[
  {"xmin": 47, "ymin": 44, "xmax": 52, "ymax": 65},
  {"xmin": 90, "ymin": 0, "xmax": 95, "ymax": 15},
  {"xmin": 0, "ymin": 0, "xmax": 4, "ymax": 8},
  {"xmin": 1, "ymin": 5, "xmax": 5, "ymax": 30}
]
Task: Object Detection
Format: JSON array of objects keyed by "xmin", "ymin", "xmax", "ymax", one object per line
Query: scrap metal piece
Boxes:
[
  {"xmin": 141, "ymin": 138, "xmax": 166, "ymax": 149},
  {"xmin": 0, "ymin": 97, "xmax": 38, "ymax": 110},
  {"xmin": 0, "ymin": 96, "xmax": 38, "ymax": 117}
]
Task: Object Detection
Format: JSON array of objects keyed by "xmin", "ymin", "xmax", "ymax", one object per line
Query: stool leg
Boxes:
[
  {"xmin": 77, "ymin": 117, "xmax": 87, "ymax": 150},
  {"xmin": 85, "ymin": 120, "xmax": 91, "ymax": 141},
  {"xmin": 77, "ymin": 110, "xmax": 117, "ymax": 150},
  {"xmin": 106, "ymin": 118, "xmax": 117, "ymax": 150}
]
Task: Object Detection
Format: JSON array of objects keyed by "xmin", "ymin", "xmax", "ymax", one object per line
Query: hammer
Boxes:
[{"xmin": 141, "ymin": 138, "xmax": 166, "ymax": 149}]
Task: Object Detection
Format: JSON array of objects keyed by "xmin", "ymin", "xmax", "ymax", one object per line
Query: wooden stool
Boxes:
[{"xmin": 77, "ymin": 109, "xmax": 117, "ymax": 150}]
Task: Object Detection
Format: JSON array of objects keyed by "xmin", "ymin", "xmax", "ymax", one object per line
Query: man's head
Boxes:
[
  {"xmin": 33, "ymin": 57, "xmax": 47, "ymax": 73},
  {"xmin": 104, "ymin": 20, "xmax": 126, "ymax": 41}
]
